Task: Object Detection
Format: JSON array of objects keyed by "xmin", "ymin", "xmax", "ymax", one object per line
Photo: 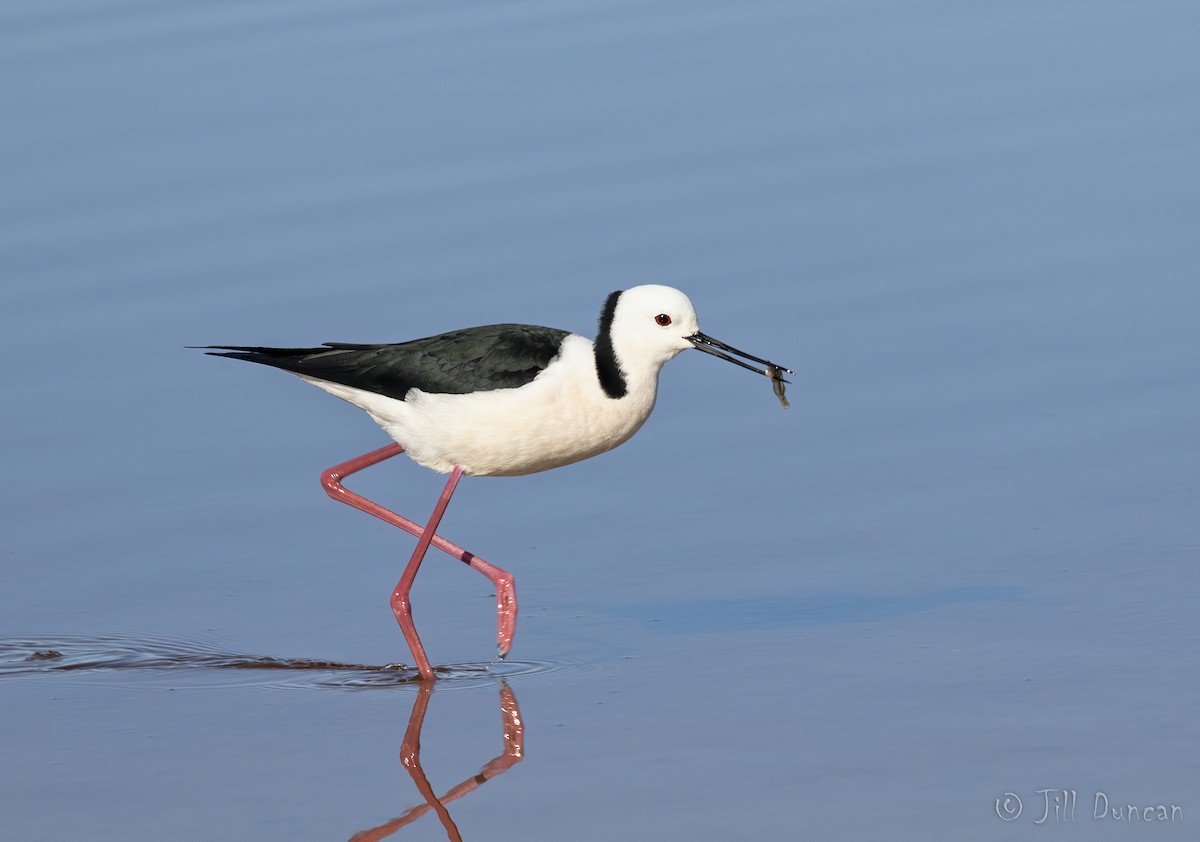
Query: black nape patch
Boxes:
[{"xmin": 593, "ymin": 290, "xmax": 627, "ymax": 399}]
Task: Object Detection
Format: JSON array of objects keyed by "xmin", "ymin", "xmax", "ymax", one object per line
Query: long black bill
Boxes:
[{"xmin": 688, "ymin": 332, "xmax": 793, "ymax": 380}]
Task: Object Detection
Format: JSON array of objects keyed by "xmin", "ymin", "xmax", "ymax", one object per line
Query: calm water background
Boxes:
[{"xmin": 2, "ymin": 1, "xmax": 1198, "ymax": 839}]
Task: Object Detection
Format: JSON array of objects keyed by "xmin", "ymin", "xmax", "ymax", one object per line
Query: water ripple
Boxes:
[{"xmin": 0, "ymin": 634, "xmax": 591, "ymax": 689}]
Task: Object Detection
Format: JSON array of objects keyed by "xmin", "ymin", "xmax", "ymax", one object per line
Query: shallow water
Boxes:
[{"xmin": 3, "ymin": 1, "xmax": 1199, "ymax": 839}]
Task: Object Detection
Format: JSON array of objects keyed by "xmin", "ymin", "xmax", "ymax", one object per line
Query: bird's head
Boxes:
[
  {"xmin": 604, "ymin": 284, "xmax": 702, "ymax": 370},
  {"xmin": 597, "ymin": 284, "xmax": 794, "ymax": 403}
]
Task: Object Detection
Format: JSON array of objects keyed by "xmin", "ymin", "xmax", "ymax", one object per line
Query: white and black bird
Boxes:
[{"xmin": 201, "ymin": 284, "xmax": 791, "ymax": 680}]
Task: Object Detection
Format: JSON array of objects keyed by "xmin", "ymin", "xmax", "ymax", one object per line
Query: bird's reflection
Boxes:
[{"xmin": 349, "ymin": 681, "xmax": 524, "ymax": 842}]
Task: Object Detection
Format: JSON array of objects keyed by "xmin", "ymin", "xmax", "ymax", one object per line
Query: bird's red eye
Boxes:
[{"xmin": 655, "ymin": 313, "xmax": 672, "ymax": 327}]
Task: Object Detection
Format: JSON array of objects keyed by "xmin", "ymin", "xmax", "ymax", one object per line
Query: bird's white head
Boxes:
[
  {"xmin": 592, "ymin": 284, "xmax": 700, "ymax": 398},
  {"xmin": 607, "ymin": 284, "xmax": 701, "ymax": 365}
]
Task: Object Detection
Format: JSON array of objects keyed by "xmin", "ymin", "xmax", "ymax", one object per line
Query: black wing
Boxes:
[{"xmin": 200, "ymin": 323, "xmax": 571, "ymax": 401}]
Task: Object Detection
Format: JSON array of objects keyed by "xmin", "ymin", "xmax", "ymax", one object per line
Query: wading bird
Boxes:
[{"xmin": 201, "ymin": 285, "xmax": 791, "ymax": 679}]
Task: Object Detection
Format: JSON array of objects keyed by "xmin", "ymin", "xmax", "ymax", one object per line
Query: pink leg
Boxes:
[
  {"xmin": 388, "ymin": 466, "xmax": 463, "ymax": 680},
  {"xmin": 321, "ymin": 444, "xmax": 518, "ymax": 677}
]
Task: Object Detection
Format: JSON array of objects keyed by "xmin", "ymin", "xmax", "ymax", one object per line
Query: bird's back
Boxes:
[{"xmin": 203, "ymin": 324, "xmax": 571, "ymax": 401}]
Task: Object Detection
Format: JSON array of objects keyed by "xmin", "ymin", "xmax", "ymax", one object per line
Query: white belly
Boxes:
[{"xmin": 299, "ymin": 336, "xmax": 659, "ymax": 476}]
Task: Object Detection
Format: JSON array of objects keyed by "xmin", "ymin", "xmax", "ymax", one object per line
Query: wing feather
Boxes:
[{"xmin": 201, "ymin": 324, "xmax": 571, "ymax": 401}]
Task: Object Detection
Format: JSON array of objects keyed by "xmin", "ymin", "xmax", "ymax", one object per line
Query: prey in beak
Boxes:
[{"xmin": 688, "ymin": 332, "xmax": 794, "ymax": 409}]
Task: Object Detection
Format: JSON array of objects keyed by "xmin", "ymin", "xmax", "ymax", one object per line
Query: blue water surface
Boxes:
[{"xmin": 2, "ymin": 1, "xmax": 1198, "ymax": 839}]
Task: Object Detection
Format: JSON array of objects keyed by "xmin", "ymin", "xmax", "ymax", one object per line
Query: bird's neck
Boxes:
[{"xmin": 592, "ymin": 330, "xmax": 628, "ymax": 399}]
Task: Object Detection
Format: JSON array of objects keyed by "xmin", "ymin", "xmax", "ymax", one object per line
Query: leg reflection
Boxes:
[{"xmin": 349, "ymin": 681, "xmax": 524, "ymax": 842}]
